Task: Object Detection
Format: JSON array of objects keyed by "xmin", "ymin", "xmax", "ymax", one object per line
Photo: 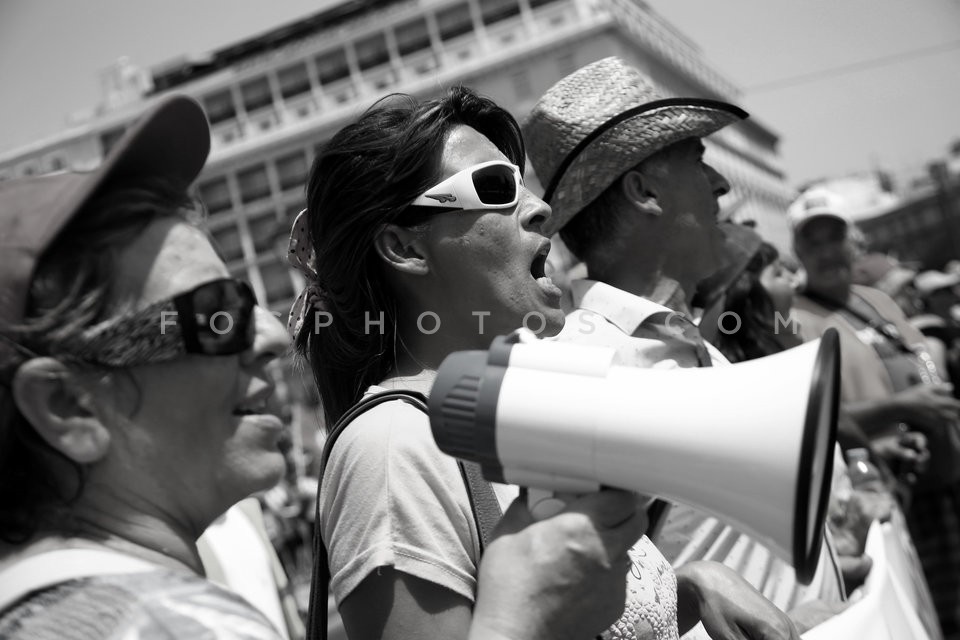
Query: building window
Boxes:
[
  {"xmin": 396, "ymin": 18, "xmax": 431, "ymax": 56},
  {"xmin": 481, "ymin": 0, "xmax": 520, "ymax": 25},
  {"xmin": 316, "ymin": 48, "xmax": 350, "ymax": 85},
  {"xmin": 260, "ymin": 259, "xmax": 295, "ymax": 304},
  {"xmin": 49, "ymin": 157, "xmax": 64, "ymax": 172},
  {"xmin": 414, "ymin": 56, "xmax": 438, "ymax": 75},
  {"xmin": 199, "ymin": 177, "xmax": 232, "ymax": 213},
  {"xmin": 355, "ymin": 33, "xmax": 391, "ymax": 71},
  {"xmin": 249, "ymin": 212, "xmax": 282, "ymax": 254},
  {"xmin": 332, "ymin": 86, "xmax": 356, "ymax": 103},
  {"xmin": 437, "ymin": 4, "xmax": 474, "ymax": 41},
  {"xmin": 241, "ymin": 76, "xmax": 273, "ymax": 113},
  {"xmin": 276, "ymin": 151, "xmax": 308, "ymax": 192},
  {"xmin": 211, "ymin": 223, "xmax": 244, "ymax": 263},
  {"xmin": 100, "ymin": 126, "xmax": 126, "ymax": 155},
  {"xmin": 278, "ymin": 62, "xmax": 312, "ymax": 99},
  {"xmin": 204, "ymin": 90, "xmax": 236, "ymax": 125},
  {"xmin": 237, "ymin": 164, "xmax": 271, "ymax": 204},
  {"xmin": 530, "ymin": 0, "xmax": 563, "ymax": 9}
]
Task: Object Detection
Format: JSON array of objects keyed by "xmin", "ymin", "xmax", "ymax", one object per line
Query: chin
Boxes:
[{"xmin": 231, "ymin": 455, "xmax": 287, "ymax": 501}]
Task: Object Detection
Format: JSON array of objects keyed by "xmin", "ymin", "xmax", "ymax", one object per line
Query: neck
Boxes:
[
  {"xmin": 3, "ymin": 510, "xmax": 203, "ymax": 576},
  {"xmin": 592, "ymin": 223, "xmax": 696, "ymax": 311},
  {"xmin": 54, "ymin": 488, "xmax": 206, "ymax": 575}
]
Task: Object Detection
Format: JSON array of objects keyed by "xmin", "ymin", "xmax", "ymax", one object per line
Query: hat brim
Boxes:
[
  {"xmin": 543, "ymin": 99, "xmax": 746, "ymax": 236},
  {"xmin": 791, "ymin": 212, "xmax": 849, "ymax": 235},
  {"xmin": 0, "ymin": 95, "xmax": 210, "ymax": 327}
]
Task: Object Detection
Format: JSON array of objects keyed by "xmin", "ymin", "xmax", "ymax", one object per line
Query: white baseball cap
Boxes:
[{"xmin": 788, "ymin": 187, "xmax": 851, "ymax": 233}]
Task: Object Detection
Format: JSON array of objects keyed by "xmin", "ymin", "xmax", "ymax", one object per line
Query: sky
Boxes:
[{"xmin": 1, "ymin": 0, "xmax": 958, "ymax": 188}]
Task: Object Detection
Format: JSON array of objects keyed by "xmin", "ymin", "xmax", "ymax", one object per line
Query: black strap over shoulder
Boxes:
[
  {"xmin": 804, "ymin": 289, "xmax": 915, "ymax": 354},
  {"xmin": 306, "ymin": 389, "xmax": 501, "ymax": 640}
]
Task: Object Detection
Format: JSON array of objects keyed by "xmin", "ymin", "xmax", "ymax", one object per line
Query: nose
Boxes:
[
  {"xmin": 705, "ymin": 164, "xmax": 730, "ymax": 198},
  {"xmin": 241, "ymin": 305, "xmax": 290, "ymax": 368},
  {"xmin": 519, "ymin": 188, "xmax": 553, "ymax": 232}
]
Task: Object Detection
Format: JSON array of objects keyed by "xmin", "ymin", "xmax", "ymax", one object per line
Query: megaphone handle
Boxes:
[
  {"xmin": 523, "ymin": 488, "xmax": 659, "ymax": 522},
  {"xmin": 524, "ymin": 487, "xmax": 576, "ymax": 520}
]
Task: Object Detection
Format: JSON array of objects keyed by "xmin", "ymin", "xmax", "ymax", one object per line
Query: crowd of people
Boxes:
[{"xmin": 1, "ymin": 53, "xmax": 958, "ymax": 640}]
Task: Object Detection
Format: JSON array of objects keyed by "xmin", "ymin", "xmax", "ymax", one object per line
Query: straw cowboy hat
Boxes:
[{"xmin": 523, "ymin": 56, "xmax": 747, "ymax": 236}]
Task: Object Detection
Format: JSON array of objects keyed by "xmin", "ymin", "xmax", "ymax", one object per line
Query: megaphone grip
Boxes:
[
  {"xmin": 429, "ymin": 349, "xmax": 505, "ymax": 480},
  {"xmin": 525, "ymin": 488, "xmax": 571, "ymax": 520},
  {"xmin": 434, "ymin": 375, "xmax": 483, "ymax": 459}
]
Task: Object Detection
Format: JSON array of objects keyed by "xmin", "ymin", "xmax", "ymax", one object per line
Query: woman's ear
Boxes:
[
  {"xmin": 374, "ymin": 224, "xmax": 431, "ymax": 276},
  {"xmin": 12, "ymin": 358, "xmax": 111, "ymax": 464},
  {"xmin": 621, "ymin": 170, "xmax": 663, "ymax": 217}
]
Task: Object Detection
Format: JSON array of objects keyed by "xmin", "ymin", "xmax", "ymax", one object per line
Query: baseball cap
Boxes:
[
  {"xmin": 787, "ymin": 187, "xmax": 851, "ymax": 234},
  {"xmin": 0, "ymin": 95, "xmax": 210, "ymax": 367},
  {"xmin": 0, "ymin": 95, "xmax": 210, "ymax": 330}
]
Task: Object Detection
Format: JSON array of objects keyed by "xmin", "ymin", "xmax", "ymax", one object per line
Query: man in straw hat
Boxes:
[{"xmin": 523, "ymin": 57, "xmax": 848, "ymax": 636}]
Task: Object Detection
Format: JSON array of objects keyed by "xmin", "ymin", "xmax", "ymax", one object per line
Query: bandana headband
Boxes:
[{"xmin": 287, "ymin": 209, "xmax": 329, "ymax": 338}]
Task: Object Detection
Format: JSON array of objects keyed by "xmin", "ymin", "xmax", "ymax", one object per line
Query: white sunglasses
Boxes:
[{"xmin": 411, "ymin": 160, "xmax": 523, "ymax": 211}]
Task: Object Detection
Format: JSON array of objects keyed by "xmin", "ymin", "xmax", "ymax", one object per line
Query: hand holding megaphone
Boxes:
[
  {"xmin": 429, "ymin": 329, "xmax": 841, "ymax": 584},
  {"xmin": 472, "ymin": 489, "xmax": 649, "ymax": 640}
]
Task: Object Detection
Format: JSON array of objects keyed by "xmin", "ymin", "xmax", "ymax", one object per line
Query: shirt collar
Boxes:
[{"xmin": 571, "ymin": 279, "xmax": 678, "ymax": 335}]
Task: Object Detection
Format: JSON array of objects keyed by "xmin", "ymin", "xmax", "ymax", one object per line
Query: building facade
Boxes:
[
  {"xmin": 858, "ymin": 161, "xmax": 960, "ymax": 270},
  {"xmin": 0, "ymin": 0, "xmax": 798, "ymax": 432}
]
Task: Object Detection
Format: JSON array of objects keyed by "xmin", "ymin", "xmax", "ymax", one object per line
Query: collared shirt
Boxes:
[
  {"xmin": 558, "ymin": 279, "xmax": 726, "ymax": 368},
  {"xmin": 554, "ymin": 278, "xmax": 845, "ymax": 638}
]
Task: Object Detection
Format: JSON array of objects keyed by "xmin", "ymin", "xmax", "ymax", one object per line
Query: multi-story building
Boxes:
[
  {"xmin": 858, "ymin": 160, "xmax": 960, "ymax": 269},
  {"xmin": 0, "ymin": 0, "xmax": 797, "ymax": 433}
]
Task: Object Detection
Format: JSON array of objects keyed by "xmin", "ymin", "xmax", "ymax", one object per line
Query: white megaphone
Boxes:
[{"xmin": 429, "ymin": 328, "xmax": 840, "ymax": 584}]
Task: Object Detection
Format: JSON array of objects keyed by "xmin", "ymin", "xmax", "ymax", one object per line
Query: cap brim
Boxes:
[
  {"xmin": 101, "ymin": 95, "xmax": 210, "ymax": 190},
  {"xmin": 792, "ymin": 212, "xmax": 849, "ymax": 235},
  {"xmin": 0, "ymin": 95, "xmax": 210, "ymax": 327}
]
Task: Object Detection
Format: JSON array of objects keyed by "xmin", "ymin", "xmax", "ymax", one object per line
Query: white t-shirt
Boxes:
[{"xmin": 320, "ymin": 386, "xmax": 681, "ymax": 640}]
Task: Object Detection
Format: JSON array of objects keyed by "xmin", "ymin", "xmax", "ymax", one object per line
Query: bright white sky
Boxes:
[{"xmin": 1, "ymin": 0, "xmax": 958, "ymax": 187}]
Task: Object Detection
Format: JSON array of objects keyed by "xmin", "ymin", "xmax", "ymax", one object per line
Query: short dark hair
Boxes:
[
  {"xmin": 558, "ymin": 146, "xmax": 673, "ymax": 272},
  {"xmin": 558, "ymin": 179, "xmax": 630, "ymax": 272},
  {"xmin": 298, "ymin": 86, "xmax": 525, "ymax": 426},
  {"xmin": 0, "ymin": 178, "xmax": 193, "ymax": 543}
]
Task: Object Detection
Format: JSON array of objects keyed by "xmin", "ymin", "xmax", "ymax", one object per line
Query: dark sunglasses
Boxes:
[{"xmin": 58, "ymin": 278, "xmax": 257, "ymax": 367}]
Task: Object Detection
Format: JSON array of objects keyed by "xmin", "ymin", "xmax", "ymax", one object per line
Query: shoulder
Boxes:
[
  {"xmin": 790, "ymin": 294, "xmax": 834, "ymax": 338},
  {"xmin": 330, "ymin": 394, "xmax": 437, "ymax": 462},
  {"xmin": 321, "ymin": 391, "xmax": 464, "ymax": 502},
  {"xmin": 851, "ymin": 284, "xmax": 904, "ymax": 317}
]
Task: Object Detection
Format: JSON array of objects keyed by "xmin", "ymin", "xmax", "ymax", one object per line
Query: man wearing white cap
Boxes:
[
  {"xmin": 789, "ymin": 186, "xmax": 960, "ymax": 638},
  {"xmin": 524, "ymin": 57, "xmax": 844, "ymax": 639}
]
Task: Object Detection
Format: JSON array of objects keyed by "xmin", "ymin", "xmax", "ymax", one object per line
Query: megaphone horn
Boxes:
[{"xmin": 429, "ymin": 328, "xmax": 841, "ymax": 584}]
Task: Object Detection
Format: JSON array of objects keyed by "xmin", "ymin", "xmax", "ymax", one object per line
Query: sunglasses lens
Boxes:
[
  {"xmin": 472, "ymin": 164, "xmax": 517, "ymax": 205},
  {"xmin": 190, "ymin": 280, "xmax": 255, "ymax": 355}
]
